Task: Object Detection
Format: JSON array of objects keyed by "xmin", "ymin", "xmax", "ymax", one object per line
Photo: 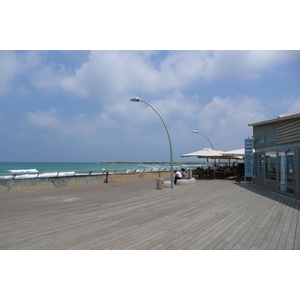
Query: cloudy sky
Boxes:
[{"xmin": 1, "ymin": 50, "xmax": 299, "ymax": 162}]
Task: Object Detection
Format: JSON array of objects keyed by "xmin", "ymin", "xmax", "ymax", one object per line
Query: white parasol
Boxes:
[
  {"xmin": 221, "ymin": 148, "xmax": 245, "ymax": 157},
  {"xmin": 181, "ymin": 148, "xmax": 225, "ymax": 159},
  {"xmin": 181, "ymin": 148, "xmax": 226, "ymax": 169}
]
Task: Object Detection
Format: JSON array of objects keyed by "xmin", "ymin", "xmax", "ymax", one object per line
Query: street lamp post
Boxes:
[
  {"xmin": 192, "ymin": 130, "xmax": 214, "ymax": 150},
  {"xmin": 192, "ymin": 130, "xmax": 216, "ymax": 168},
  {"xmin": 130, "ymin": 97, "xmax": 174, "ymax": 188}
]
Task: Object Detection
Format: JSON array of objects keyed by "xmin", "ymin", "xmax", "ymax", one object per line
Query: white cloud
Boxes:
[
  {"xmin": 151, "ymin": 91, "xmax": 202, "ymax": 119},
  {"xmin": 57, "ymin": 51, "xmax": 208, "ymax": 100},
  {"xmin": 27, "ymin": 107, "xmax": 119, "ymax": 140},
  {"xmin": 31, "ymin": 64, "xmax": 66, "ymax": 90},
  {"xmin": 285, "ymin": 97, "xmax": 300, "ymax": 114},
  {"xmin": 105, "ymin": 91, "xmax": 202, "ymax": 129},
  {"xmin": 3, "ymin": 50, "xmax": 299, "ymax": 102},
  {"xmin": 0, "ymin": 51, "xmax": 21, "ymax": 95},
  {"xmin": 57, "ymin": 50, "xmax": 300, "ymax": 101},
  {"xmin": 272, "ymin": 97, "xmax": 300, "ymax": 117},
  {"xmin": 60, "ymin": 51, "xmax": 156, "ymax": 99},
  {"xmin": 204, "ymin": 50, "xmax": 300, "ymax": 81},
  {"xmin": 27, "ymin": 107, "xmax": 60, "ymax": 127},
  {"xmin": 196, "ymin": 95, "xmax": 266, "ymax": 150},
  {"xmin": 0, "ymin": 51, "xmax": 65, "ymax": 95},
  {"xmin": 63, "ymin": 112, "xmax": 119, "ymax": 137}
]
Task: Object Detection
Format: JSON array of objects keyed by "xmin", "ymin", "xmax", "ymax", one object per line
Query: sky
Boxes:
[
  {"xmin": 1, "ymin": 2, "xmax": 300, "ymax": 163},
  {"xmin": 1, "ymin": 50, "xmax": 299, "ymax": 162}
]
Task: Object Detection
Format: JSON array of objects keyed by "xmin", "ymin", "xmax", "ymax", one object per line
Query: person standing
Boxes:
[{"xmin": 212, "ymin": 164, "xmax": 217, "ymax": 179}]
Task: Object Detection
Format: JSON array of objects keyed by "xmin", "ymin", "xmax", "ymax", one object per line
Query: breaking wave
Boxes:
[{"xmin": 9, "ymin": 169, "xmax": 39, "ymax": 173}]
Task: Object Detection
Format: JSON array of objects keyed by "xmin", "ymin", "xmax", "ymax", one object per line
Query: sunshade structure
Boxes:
[
  {"xmin": 222, "ymin": 148, "xmax": 245, "ymax": 157},
  {"xmin": 181, "ymin": 148, "xmax": 225, "ymax": 168},
  {"xmin": 181, "ymin": 148, "xmax": 225, "ymax": 159},
  {"xmin": 181, "ymin": 148, "xmax": 243, "ymax": 168}
]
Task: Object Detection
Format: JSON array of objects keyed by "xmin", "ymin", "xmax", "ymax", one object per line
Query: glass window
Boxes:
[
  {"xmin": 265, "ymin": 132, "xmax": 276, "ymax": 143},
  {"xmin": 279, "ymin": 150, "xmax": 286, "ymax": 191},
  {"xmin": 298, "ymin": 148, "xmax": 300, "ymax": 198},
  {"xmin": 279, "ymin": 149, "xmax": 295, "ymax": 195},
  {"xmin": 265, "ymin": 151, "xmax": 276, "ymax": 180},
  {"xmin": 286, "ymin": 149, "xmax": 295, "ymax": 195},
  {"xmin": 255, "ymin": 136, "xmax": 264, "ymax": 145},
  {"xmin": 255, "ymin": 153, "xmax": 264, "ymax": 178}
]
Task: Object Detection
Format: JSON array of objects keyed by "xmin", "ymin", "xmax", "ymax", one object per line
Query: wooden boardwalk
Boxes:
[{"xmin": 1, "ymin": 178, "xmax": 299, "ymax": 250}]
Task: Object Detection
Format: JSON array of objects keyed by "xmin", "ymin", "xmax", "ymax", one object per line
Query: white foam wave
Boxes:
[
  {"xmin": 9, "ymin": 169, "xmax": 39, "ymax": 173},
  {"xmin": 148, "ymin": 167, "xmax": 160, "ymax": 171},
  {"xmin": 0, "ymin": 175, "xmax": 13, "ymax": 179},
  {"xmin": 14, "ymin": 174, "xmax": 38, "ymax": 179}
]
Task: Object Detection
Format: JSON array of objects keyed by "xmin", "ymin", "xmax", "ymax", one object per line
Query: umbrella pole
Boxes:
[{"xmin": 206, "ymin": 158, "xmax": 208, "ymax": 176}]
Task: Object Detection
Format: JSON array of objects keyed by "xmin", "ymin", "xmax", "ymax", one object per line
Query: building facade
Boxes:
[{"xmin": 248, "ymin": 113, "xmax": 300, "ymax": 199}]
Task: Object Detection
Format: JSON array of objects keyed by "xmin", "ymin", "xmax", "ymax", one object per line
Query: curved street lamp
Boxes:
[
  {"xmin": 192, "ymin": 130, "xmax": 214, "ymax": 150},
  {"xmin": 130, "ymin": 97, "xmax": 174, "ymax": 188}
]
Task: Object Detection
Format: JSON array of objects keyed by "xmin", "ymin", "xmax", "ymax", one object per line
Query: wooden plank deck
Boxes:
[{"xmin": 1, "ymin": 178, "xmax": 299, "ymax": 250}]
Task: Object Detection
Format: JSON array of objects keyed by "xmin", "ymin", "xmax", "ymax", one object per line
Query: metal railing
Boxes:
[{"xmin": 0, "ymin": 166, "xmax": 194, "ymax": 180}]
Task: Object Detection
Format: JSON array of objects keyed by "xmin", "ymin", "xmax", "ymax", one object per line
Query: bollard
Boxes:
[{"xmin": 156, "ymin": 178, "xmax": 164, "ymax": 190}]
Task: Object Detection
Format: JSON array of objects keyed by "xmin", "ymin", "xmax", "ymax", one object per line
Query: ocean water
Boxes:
[{"xmin": 0, "ymin": 161, "xmax": 202, "ymax": 179}]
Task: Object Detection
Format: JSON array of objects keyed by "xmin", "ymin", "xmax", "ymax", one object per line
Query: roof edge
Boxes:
[{"xmin": 248, "ymin": 113, "xmax": 300, "ymax": 127}]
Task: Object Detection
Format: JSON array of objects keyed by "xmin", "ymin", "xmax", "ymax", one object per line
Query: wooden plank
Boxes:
[{"xmin": 1, "ymin": 178, "xmax": 300, "ymax": 250}]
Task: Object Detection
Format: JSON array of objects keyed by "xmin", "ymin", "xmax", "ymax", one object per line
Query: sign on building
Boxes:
[{"xmin": 244, "ymin": 139, "xmax": 253, "ymax": 181}]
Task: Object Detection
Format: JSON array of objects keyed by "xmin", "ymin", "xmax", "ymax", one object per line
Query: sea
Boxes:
[{"xmin": 0, "ymin": 161, "xmax": 203, "ymax": 179}]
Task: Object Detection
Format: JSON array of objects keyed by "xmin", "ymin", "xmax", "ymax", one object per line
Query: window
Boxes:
[
  {"xmin": 255, "ymin": 136, "xmax": 264, "ymax": 145},
  {"xmin": 298, "ymin": 148, "xmax": 300, "ymax": 198},
  {"xmin": 279, "ymin": 149, "xmax": 295, "ymax": 195},
  {"xmin": 265, "ymin": 132, "xmax": 276, "ymax": 143},
  {"xmin": 265, "ymin": 151, "xmax": 276, "ymax": 180},
  {"xmin": 255, "ymin": 132, "xmax": 276, "ymax": 146},
  {"xmin": 255, "ymin": 153, "xmax": 264, "ymax": 178}
]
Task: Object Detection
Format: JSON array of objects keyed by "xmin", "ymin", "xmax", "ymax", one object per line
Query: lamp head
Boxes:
[
  {"xmin": 130, "ymin": 97, "xmax": 140, "ymax": 102},
  {"xmin": 192, "ymin": 130, "xmax": 198, "ymax": 133}
]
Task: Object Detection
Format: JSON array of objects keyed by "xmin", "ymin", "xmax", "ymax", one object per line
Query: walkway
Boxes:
[{"xmin": 1, "ymin": 178, "xmax": 299, "ymax": 249}]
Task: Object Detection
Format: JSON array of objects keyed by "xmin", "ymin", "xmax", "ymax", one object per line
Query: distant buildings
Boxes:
[{"xmin": 249, "ymin": 113, "xmax": 300, "ymax": 199}]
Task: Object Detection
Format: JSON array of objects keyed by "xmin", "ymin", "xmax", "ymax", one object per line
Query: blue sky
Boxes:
[
  {"xmin": 1, "ymin": 2, "xmax": 300, "ymax": 163},
  {"xmin": 1, "ymin": 50, "xmax": 300, "ymax": 162}
]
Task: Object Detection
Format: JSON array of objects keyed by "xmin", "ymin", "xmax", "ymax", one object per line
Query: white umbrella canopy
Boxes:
[
  {"xmin": 181, "ymin": 148, "xmax": 227, "ymax": 170},
  {"xmin": 181, "ymin": 148, "xmax": 225, "ymax": 159},
  {"xmin": 181, "ymin": 148, "xmax": 243, "ymax": 170},
  {"xmin": 222, "ymin": 148, "xmax": 245, "ymax": 157}
]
